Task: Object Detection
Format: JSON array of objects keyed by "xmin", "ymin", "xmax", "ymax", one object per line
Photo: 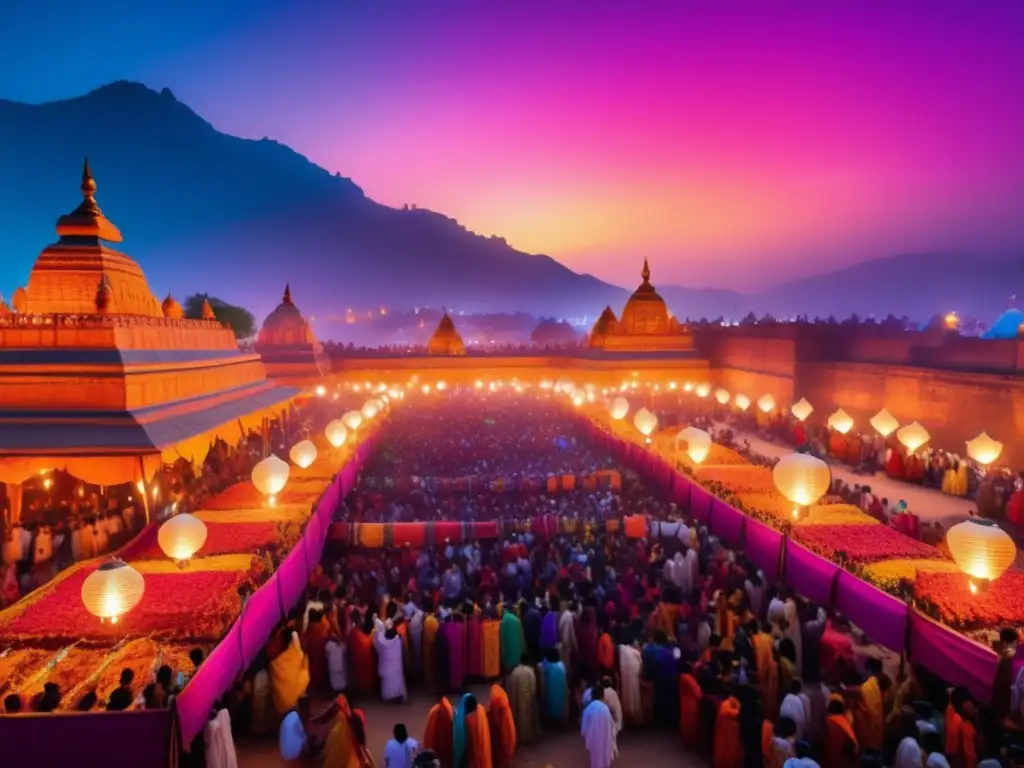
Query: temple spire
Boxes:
[
  {"xmin": 81, "ymin": 157, "xmax": 97, "ymax": 199},
  {"xmin": 282, "ymin": 283, "xmax": 293, "ymax": 305},
  {"xmin": 641, "ymin": 257, "xmax": 651, "ymax": 283}
]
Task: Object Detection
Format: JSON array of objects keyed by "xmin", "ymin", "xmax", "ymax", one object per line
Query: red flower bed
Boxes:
[
  {"xmin": 791, "ymin": 524, "xmax": 946, "ymax": 564},
  {"xmin": 127, "ymin": 521, "xmax": 280, "ymax": 561},
  {"xmin": 913, "ymin": 570, "xmax": 1024, "ymax": 628},
  {"xmin": 2, "ymin": 567, "xmax": 253, "ymax": 643}
]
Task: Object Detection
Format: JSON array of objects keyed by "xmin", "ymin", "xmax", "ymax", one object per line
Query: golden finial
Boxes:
[
  {"xmin": 282, "ymin": 283, "xmax": 293, "ymax": 305},
  {"xmin": 201, "ymin": 298, "xmax": 216, "ymax": 320},
  {"xmin": 81, "ymin": 157, "xmax": 97, "ymax": 199},
  {"xmin": 641, "ymin": 257, "xmax": 651, "ymax": 283}
]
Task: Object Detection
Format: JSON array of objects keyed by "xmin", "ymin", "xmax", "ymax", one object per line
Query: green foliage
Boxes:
[{"xmin": 183, "ymin": 293, "xmax": 256, "ymax": 340}]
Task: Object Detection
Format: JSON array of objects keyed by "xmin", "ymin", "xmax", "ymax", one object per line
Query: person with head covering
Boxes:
[
  {"xmin": 422, "ymin": 693, "xmax": 454, "ymax": 764},
  {"xmin": 302, "ymin": 607, "xmax": 331, "ymax": 689},
  {"xmin": 487, "ymin": 684, "xmax": 517, "ymax": 766},
  {"xmin": 581, "ymin": 684, "xmax": 618, "ymax": 768},
  {"xmin": 847, "ymin": 660, "xmax": 884, "ymax": 753},
  {"xmin": 454, "ymin": 693, "xmax": 492, "ymax": 768},
  {"xmin": 348, "ymin": 610, "xmax": 376, "ymax": 695},
  {"xmin": 423, "ymin": 599, "xmax": 440, "ymax": 688},
  {"xmin": 481, "ymin": 613, "xmax": 502, "ymax": 680},
  {"xmin": 374, "ymin": 617, "xmax": 407, "ymax": 702},
  {"xmin": 269, "ymin": 625, "xmax": 310, "ymax": 715},
  {"xmin": 678, "ymin": 661, "xmax": 702, "ymax": 748},
  {"xmin": 499, "ymin": 603, "xmax": 523, "ymax": 674},
  {"xmin": 538, "ymin": 647, "xmax": 569, "ymax": 726},
  {"xmin": 824, "ymin": 697, "xmax": 859, "ymax": 768},
  {"xmin": 713, "ymin": 685, "xmax": 743, "ymax": 768},
  {"xmin": 618, "ymin": 639, "xmax": 643, "ymax": 725},
  {"xmin": 506, "ymin": 654, "xmax": 541, "ymax": 747},
  {"xmin": 945, "ymin": 686, "xmax": 978, "ymax": 768},
  {"xmin": 779, "ymin": 678, "xmax": 807, "ymax": 742},
  {"xmin": 894, "ymin": 735, "xmax": 924, "ymax": 768}
]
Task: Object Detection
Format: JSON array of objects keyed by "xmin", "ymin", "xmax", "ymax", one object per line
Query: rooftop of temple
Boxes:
[
  {"xmin": 255, "ymin": 283, "xmax": 329, "ymax": 380},
  {"xmin": 427, "ymin": 311, "xmax": 467, "ymax": 355}
]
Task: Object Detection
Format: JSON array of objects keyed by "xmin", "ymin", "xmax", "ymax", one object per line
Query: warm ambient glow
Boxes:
[
  {"xmin": 325, "ymin": 420, "xmax": 348, "ymax": 448},
  {"xmin": 633, "ymin": 407, "xmax": 658, "ymax": 437},
  {"xmin": 773, "ymin": 453, "xmax": 831, "ymax": 506},
  {"xmin": 361, "ymin": 400, "xmax": 380, "ymax": 419},
  {"xmin": 289, "ymin": 439, "xmax": 318, "ymax": 468},
  {"xmin": 695, "ymin": 383, "xmax": 711, "ymax": 398},
  {"xmin": 421, "ymin": 384, "xmax": 432, "ymax": 395},
  {"xmin": 157, "ymin": 513, "xmax": 208, "ymax": 562},
  {"xmin": 341, "ymin": 410, "xmax": 363, "ymax": 430},
  {"xmin": 609, "ymin": 396, "xmax": 630, "ymax": 420},
  {"xmin": 315, "ymin": 385, "xmax": 326, "ymax": 397},
  {"xmin": 572, "ymin": 393, "xmax": 585, "ymax": 407},
  {"xmin": 790, "ymin": 398, "xmax": 814, "ymax": 421},
  {"xmin": 81, "ymin": 559, "xmax": 145, "ymax": 623},
  {"xmin": 897, "ymin": 421, "xmax": 931, "ymax": 453},
  {"xmin": 251, "ymin": 454, "xmax": 290, "ymax": 496},
  {"xmin": 556, "ymin": 376, "xmax": 575, "ymax": 395},
  {"xmin": 827, "ymin": 408, "xmax": 854, "ymax": 435},
  {"xmin": 944, "ymin": 312, "xmax": 960, "ymax": 330},
  {"xmin": 869, "ymin": 408, "xmax": 900, "ymax": 438},
  {"xmin": 966, "ymin": 432, "xmax": 1003, "ymax": 466},
  {"xmin": 734, "ymin": 393, "xmax": 750, "ymax": 411},
  {"xmin": 677, "ymin": 426, "xmax": 711, "ymax": 464},
  {"xmin": 757, "ymin": 393, "xmax": 776, "ymax": 413},
  {"xmin": 436, "ymin": 381, "xmax": 447, "ymax": 391},
  {"xmin": 714, "ymin": 388, "xmax": 730, "ymax": 405},
  {"xmin": 946, "ymin": 519, "xmax": 1016, "ymax": 582}
]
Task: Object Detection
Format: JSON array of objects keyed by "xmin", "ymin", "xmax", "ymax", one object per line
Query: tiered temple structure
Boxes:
[
  {"xmin": 0, "ymin": 161, "xmax": 297, "ymax": 515},
  {"xmin": 588, "ymin": 258, "xmax": 694, "ymax": 351},
  {"xmin": 427, "ymin": 311, "xmax": 467, "ymax": 355},
  {"xmin": 255, "ymin": 284, "xmax": 329, "ymax": 380}
]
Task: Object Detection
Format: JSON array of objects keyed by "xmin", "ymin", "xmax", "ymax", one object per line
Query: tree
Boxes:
[
  {"xmin": 531, "ymin": 318, "xmax": 578, "ymax": 346},
  {"xmin": 184, "ymin": 293, "xmax": 256, "ymax": 340}
]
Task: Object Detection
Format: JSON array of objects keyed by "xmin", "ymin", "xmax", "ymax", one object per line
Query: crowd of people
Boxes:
[{"xmin": 171, "ymin": 389, "xmax": 1023, "ymax": 768}]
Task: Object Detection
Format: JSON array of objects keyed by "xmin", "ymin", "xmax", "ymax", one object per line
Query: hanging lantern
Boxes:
[
  {"xmin": 791, "ymin": 398, "xmax": 813, "ymax": 421},
  {"xmin": 81, "ymin": 559, "xmax": 145, "ymax": 623},
  {"xmin": 325, "ymin": 420, "xmax": 348, "ymax": 449},
  {"xmin": 421, "ymin": 384, "xmax": 432, "ymax": 395},
  {"xmin": 757, "ymin": 393, "xmax": 776, "ymax": 413},
  {"xmin": 897, "ymin": 421, "xmax": 931, "ymax": 453},
  {"xmin": 556, "ymin": 376, "xmax": 575, "ymax": 395},
  {"xmin": 158, "ymin": 513, "xmax": 208, "ymax": 562},
  {"xmin": 436, "ymin": 381, "xmax": 447, "ymax": 391},
  {"xmin": 341, "ymin": 410, "xmax": 363, "ymax": 431},
  {"xmin": 289, "ymin": 440, "xmax": 318, "ymax": 468},
  {"xmin": 966, "ymin": 432, "xmax": 1003, "ymax": 466},
  {"xmin": 734, "ymin": 393, "xmax": 751, "ymax": 411},
  {"xmin": 773, "ymin": 453, "xmax": 831, "ymax": 506},
  {"xmin": 388, "ymin": 387, "xmax": 402, "ymax": 398},
  {"xmin": 252, "ymin": 454, "xmax": 290, "ymax": 496},
  {"xmin": 609, "ymin": 397, "xmax": 630, "ymax": 421},
  {"xmin": 683, "ymin": 382, "xmax": 694, "ymax": 392},
  {"xmin": 370, "ymin": 397, "xmax": 385, "ymax": 411},
  {"xmin": 946, "ymin": 519, "xmax": 1016, "ymax": 581},
  {"xmin": 633, "ymin": 407, "xmax": 658, "ymax": 437},
  {"xmin": 361, "ymin": 400, "xmax": 379, "ymax": 419},
  {"xmin": 677, "ymin": 427, "xmax": 712, "ymax": 464},
  {"xmin": 869, "ymin": 408, "xmax": 899, "ymax": 438},
  {"xmin": 315, "ymin": 385, "xmax": 326, "ymax": 397},
  {"xmin": 695, "ymin": 383, "xmax": 711, "ymax": 398},
  {"xmin": 572, "ymin": 393, "xmax": 585, "ymax": 407},
  {"xmin": 539, "ymin": 379, "xmax": 553, "ymax": 390},
  {"xmin": 714, "ymin": 388, "xmax": 730, "ymax": 405},
  {"xmin": 827, "ymin": 408, "xmax": 854, "ymax": 435}
]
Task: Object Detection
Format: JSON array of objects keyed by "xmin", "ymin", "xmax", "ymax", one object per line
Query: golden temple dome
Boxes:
[
  {"xmin": 427, "ymin": 311, "xmax": 466, "ymax": 355},
  {"xmin": 257, "ymin": 284, "xmax": 319, "ymax": 347},
  {"xmin": 0, "ymin": 294, "xmax": 11, "ymax": 315},
  {"xmin": 618, "ymin": 258, "xmax": 677, "ymax": 335},
  {"xmin": 161, "ymin": 292, "xmax": 183, "ymax": 320}
]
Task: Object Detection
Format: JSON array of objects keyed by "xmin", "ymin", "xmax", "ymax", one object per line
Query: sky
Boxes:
[{"xmin": 1, "ymin": 0, "xmax": 1023, "ymax": 291}]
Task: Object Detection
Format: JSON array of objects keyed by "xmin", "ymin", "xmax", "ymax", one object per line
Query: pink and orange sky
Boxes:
[{"xmin": 4, "ymin": 1, "xmax": 1024, "ymax": 289}]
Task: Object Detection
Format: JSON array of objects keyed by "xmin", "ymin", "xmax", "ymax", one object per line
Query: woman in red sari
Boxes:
[
  {"xmin": 678, "ymin": 662, "xmax": 702, "ymax": 749},
  {"xmin": 347, "ymin": 610, "xmax": 376, "ymax": 694}
]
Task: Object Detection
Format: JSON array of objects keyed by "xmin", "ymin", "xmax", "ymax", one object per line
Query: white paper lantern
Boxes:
[
  {"xmin": 773, "ymin": 453, "xmax": 831, "ymax": 506},
  {"xmin": 633, "ymin": 407, "xmax": 658, "ymax": 437},
  {"xmin": 714, "ymin": 388, "xmax": 731, "ymax": 405},
  {"xmin": 677, "ymin": 427, "xmax": 712, "ymax": 464},
  {"xmin": 361, "ymin": 400, "xmax": 379, "ymax": 419},
  {"xmin": 252, "ymin": 454, "xmax": 290, "ymax": 496},
  {"xmin": 289, "ymin": 440, "xmax": 318, "ymax": 468},
  {"xmin": 695, "ymin": 383, "xmax": 711, "ymax": 398},
  {"xmin": 158, "ymin": 513, "xmax": 208, "ymax": 562},
  {"xmin": 556, "ymin": 376, "xmax": 575, "ymax": 395},
  {"xmin": 897, "ymin": 421, "xmax": 931, "ymax": 453},
  {"xmin": 436, "ymin": 381, "xmax": 447, "ymax": 391},
  {"xmin": 734, "ymin": 394, "xmax": 751, "ymax": 411},
  {"xmin": 946, "ymin": 519, "xmax": 1016, "ymax": 581},
  {"xmin": 757, "ymin": 393, "xmax": 776, "ymax": 413},
  {"xmin": 827, "ymin": 408, "xmax": 854, "ymax": 435},
  {"xmin": 342, "ymin": 410, "xmax": 363, "ymax": 430},
  {"xmin": 966, "ymin": 432, "xmax": 1003, "ymax": 466},
  {"xmin": 609, "ymin": 397, "xmax": 630, "ymax": 420},
  {"xmin": 315, "ymin": 385, "xmax": 326, "ymax": 397},
  {"xmin": 791, "ymin": 398, "xmax": 814, "ymax": 421},
  {"xmin": 81, "ymin": 559, "xmax": 145, "ymax": 623},
  {"xmin": 572, "ymin": 393, "xmax": 585, "ymax": 407},
  {"xmin": 325, "ymin": 420, "xmax": 348, "ymax": 449},
  {"xmin": 869, "ymin": 408, "xmax": 899, "ymax": 438}
]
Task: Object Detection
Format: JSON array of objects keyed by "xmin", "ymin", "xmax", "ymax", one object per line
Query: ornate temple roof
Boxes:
[
  {"xmin": 427, "ymin": 311, "xmax": 467, "ymax": 355},
  {"xmin": 161, "ymin": 292, "xmax": 183, "ymax": 320},
  {"xmin": 588, "ymin": 258, "xmax": 692, "ymax": 350},
  {"xmin": 618, "ymin": 258, "xmax": 675, "ymax": 335},
  {"xmin": 255, "ymin": 284, "xmax": 327, "ymax": 379}
]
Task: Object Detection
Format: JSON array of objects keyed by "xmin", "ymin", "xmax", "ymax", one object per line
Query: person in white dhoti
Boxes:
[
  {"xmin": 204, "ymin": 707, "xmax": 238, "ymax": 768},
  {"xmin": 618, "ymin": 642, "xmax": 642, "ymax": 725},
  {"xmin": 557, "ymin": 603, "xmax": 578, "ymax": 668},
  {"xmin": 326, "ymin": 637, "xmax": 347, "ymax": 693},
  {"xmin": 374, "ymin": 618, "xmax": 407, "ymax": 702},
  {"xmin": 581, "ymin": 685, "xmax": 618, "ymax": 768}
]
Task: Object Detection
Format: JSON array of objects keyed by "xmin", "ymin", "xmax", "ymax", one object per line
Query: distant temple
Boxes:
[
  {"xmin": 255, "ymin": 284, "xmax": 329, "ymax": 379},
  {"xmin": 427, "ymin": 311, "xmax": 467, "ymax": 355},
  {"xmin": 0, "ymin": 160, "xmax": 296, "ymax": 515},
  {"xmin": 588, "ymin": 258, "xmax": 694, "ymax": 351}
]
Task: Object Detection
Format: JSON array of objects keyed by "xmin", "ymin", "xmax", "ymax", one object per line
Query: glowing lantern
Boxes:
[
  {"xmin": 388, "ymin": 387, "xmax": 402, "ymax": 398},
  {"xmin": 773, "ymin": 453, "xmax": 831, "ymax": 506},
  {"xmin": 946, "ymin": 519, "xmax": 1016, "ymax": 581},
  {"xmin": 584, "ymin": 383, "xmax": 597, "ymax": 394},
  {"xmin": 966, "ymin": 432, "xmax": 1003, "ymax": 466},
  {"xmin": 315, "ymin": 385, "xmax": 326, "ymax": 397},
  {"xmin": 714, "ymin": 388, "xmax": 730, "ymax": 405},
  {"xmin": 361, "ymin": 401, "xmax": 379, "ymax": 419},
  {"xmin": 289, "ymin": 440, "xmax": 318, "ymax": 468},
  {"xmin": 325, "ymin": 420, "xmax": 348, "ymax": 448},
  {"xmin": 252, "ymin": 454, "xmax": 290, "ymax": 497},
  {"xmin": 827, "ymin": 408, "xmax": 854, "ymax": 435},
  {"xmin": 81, "ymin": 559, "xmax": 145, "ymax": 623},
  {"xmin": 897, "ymin": 421, "xmax": 931, "ymax": 453},
  {"xmin": 734, "ymin": 393, "xmax": 751, "ymax": 411},
  {"xmin": 475, "ymin": 380, "xmax": 484, "ymax": 389},
  {"xmin": 556, "ymin": 377, "xmax": 575, "ymax": 394},
  {"xmin": 572, "ymin": 393, "xmax": 585, "ymax": 407},
  {"xmin": 370, "ymin": 397, "xmax": 385, "ymax": 411},
  {"xmin": 633, "ymin": 407, "xmax": 658, "ymax": 437},
  {"xmin": 436, "ymin": 381, "xmax": 447, "ymax": 391},
  {"xmin": 421, "ymin": 384, "xmax": 432, "ymax": 395},
  {"xmin": 158, "ymin": 513, "xmax": 208, "ymax": 562},
  {"xmin": 686, "ymin": 430, "xmax": 712, "ymax": 464},
  {"xmin": 944, "ymin": 312, "xmax": 960, "ymax": 330},
  {"xmin": 695, "ymin": 383, "xmax": 711, "ymax": 398},
  {"xmin": 791, "ymin": 398, "xmax": 813, "ymax": 421},
  {"xmin": 757, "ymin": 393, "xmax": 776, "ymax": 413},
  {"xmin": 683, "ymin": 382, "xmax": 693, "ymax": 392},
  {"xmin": 540, "ymin": 380, "xmax": 553, "ymax": 390},
  {"xmin": 609, "ymin": 397, "xmax": 630, "ymax": 421},
  {"xmin": 869, "ymin": 408, "xmax": 899, "ymax": 438},
  {"xmin": 342, "ymin": 411, "xmax": 363, "ymax": 430},
  {"xmin": 668, "ymin": 381, "xmax": 678, "ymax": 390},
  {"xmin": 376, "ymin": 383, "xmax": 388, "ymax": 393}
]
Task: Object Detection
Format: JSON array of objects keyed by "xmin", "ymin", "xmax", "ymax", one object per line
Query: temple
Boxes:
[
  {"xmin": 255, "ymin": 284, "xmax": 329, "ymax": 380},
  {"xmin": 0, "ymin": 161, "xmax": 297, "ymax": 512},
  {"xmin": 588, "ymin": 258, "xmax": 694, "ymax": 351},
  {"xmin": 427, "ymin": 311, "xmax": 467, "ymax": 355}
]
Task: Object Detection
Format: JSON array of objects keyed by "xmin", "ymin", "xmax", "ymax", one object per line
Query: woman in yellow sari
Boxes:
[
  {"xmin": 269, "ymin": 626, "xmax": 310, "ymax": 715},
  {"xmin": 323, "ymin": 695, "xmax": 377, "ymax": 767}
]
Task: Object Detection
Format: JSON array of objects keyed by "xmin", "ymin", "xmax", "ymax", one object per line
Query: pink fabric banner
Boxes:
[
  {"xmin": 176, "ymin": 623, "xmax": 245, "ymax": 747},
  {"xmin": 239, "ymin": 573, "xmax": 285, "ymax": 667},
  {"xmin": 671, "ymin": 473, "xmax": 691, "ymax": 506},
  {"xmin": 783, "ymin": 542, "xmax": 838, "ymax": 606},
  {"xmin": 744, "ymin": 519, "xmax": 783, "ymax": 584},
  {"xmin": 909, "ymin": 613, "xmax": 999, "ymax": 704},
  {"xmin": 834, "ymin": 571, "xmax": 907, "ymax": 653},
  {"xmin": 709, "ymin": 499, "xmax": 745, "ymax": 548}
]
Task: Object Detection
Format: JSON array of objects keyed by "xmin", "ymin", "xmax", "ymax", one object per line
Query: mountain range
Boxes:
[{"xmin": 0, "ymin": 81, "xmax": 1020, "ymax": 332}]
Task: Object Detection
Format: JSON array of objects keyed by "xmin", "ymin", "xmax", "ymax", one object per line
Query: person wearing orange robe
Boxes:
[
  {"xmin": 824, "ymin": 698, "xmax": 859, "ymax": 768},
  {"xmin": 268, "ymin": 626, "xmax": 310, "ymax": 715},
  {"xmin": 302, "ymin": 608, "xmax": 331, "ymax": 690},
  {"xmin": 946, "ymin": 687, "xmax": 979, "ymax": 768},
  {"xmin": 487, "ymin": 684, "xmax": 517, "ymax": 766},
  {"xmin": 347, "ymin": 611, "xmax": 376, "ymax": 695},
  {"xmin": 481, "ymin": 618, "xmax": 502, "ymax": 679},
  {"xmin": 597, "ymin": 630, "xmax": 615, "ymax": 679},
  {"xmin": 716, "ymin": 592, "xmax": 738, "ymax": 652},
  {"xmin": 677, "ymin": 663, "xmax": 702, "ymax": 749},
  {"xmin": 423, "ymin": 694, "xmax": 455, "ymax": 765},
  {"xmin": 455, "ymin": 693, "xmax": 493, "ymax": 768},
  {"xmin": 751, "ymin": 622, "xmax": 778, "ymax": 718},
  {"xmin": 713, "ymin": 694, "xmax": 743, "ymax": 768},
  {"xmin": 423, "ymin": 605, "xmax": 440, "ymax": 688},
  {"xmin": 846, "ymin": 665, "xmax": 883, "ymax": 753}
]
